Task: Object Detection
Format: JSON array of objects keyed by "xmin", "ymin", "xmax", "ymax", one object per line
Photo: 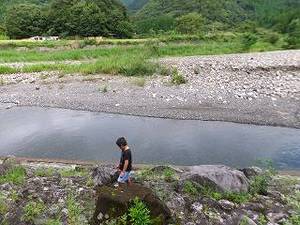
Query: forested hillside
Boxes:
[
  {"xmin": 0, "ymin": 0, "xmax": 132, "ymax": 38},
  {"xmin": 135, "ymin": 0, "xmax": 299, "ymax": 29},
  {"xmin": 0, "ymin": 0, "xmax": 47, "ymax": 21},
  {"xmin": 122, "ymin": 0, "xmax": 149, "ymax": 11},
  {"xmin": 0, "ymin": 0, "xmax": 299, "ymax": 49}
]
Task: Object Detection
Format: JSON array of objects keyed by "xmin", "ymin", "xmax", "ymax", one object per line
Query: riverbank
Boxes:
[
  {"xmin": 0, "ymin": 50, "xmax": 299, "ymax": 128},
  {"xmin": 0, "ymin": 157, "xmax": 299, "ymax": 225}
]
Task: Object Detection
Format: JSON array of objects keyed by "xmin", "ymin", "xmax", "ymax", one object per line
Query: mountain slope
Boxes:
[
  {"xmin": 136, "ymin": 0, "xmax": 254, "ymax": 25},
  {"xmin": 121, "ymin": 0, "xmax": 148, "ymax": 11},
  {"xmin": 136, "ymin": 0, "xmax": 300, "ymax": 27},
  {"xmin": 0, "ymin": 0, "xmax": 48, "ymax": 21}
]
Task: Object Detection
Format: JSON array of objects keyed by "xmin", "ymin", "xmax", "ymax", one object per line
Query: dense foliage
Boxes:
[
  {"xmin": 0, "ymin": 0, "xmax": 299, "ymax": 49},
  {"xmin": 122, "ymin": 0, "xmax": 149, "ymax": 12},
  {"xmin": 133, "ymin": 0, "xmax": 299, "ymax": 44},
  {"xmin": 2, "ymin": 0, "xmax": 132, "ymax": 38}
]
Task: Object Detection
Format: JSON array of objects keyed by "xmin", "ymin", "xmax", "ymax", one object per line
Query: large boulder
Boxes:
[
  {"xmin": 91, "ymin": 165, "xmax": 119, "ymax": 187},
  {"xmin": 90, "ymin": 184, "xmax": 172, "ymax": 225},
  {"xmin": 181, "ymin": 165, "xmax": 249, "ymax": 193}
]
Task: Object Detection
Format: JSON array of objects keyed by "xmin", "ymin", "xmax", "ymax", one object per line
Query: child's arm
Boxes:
[{"xmin": 121, "ymin": 160, "xmax": 129, "ymax": 175}]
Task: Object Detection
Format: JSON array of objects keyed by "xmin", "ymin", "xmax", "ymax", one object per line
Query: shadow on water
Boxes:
[{"xmin": 0, "ymin": 107, "xmax": 299, "ymax": 170}]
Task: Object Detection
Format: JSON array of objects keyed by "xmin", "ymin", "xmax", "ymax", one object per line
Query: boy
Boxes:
[{"xmin": 115, "ymin": 137, "xmax": 132, "ymax": 186}]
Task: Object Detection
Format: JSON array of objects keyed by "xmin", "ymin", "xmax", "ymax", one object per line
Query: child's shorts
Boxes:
[{"xmin": 117, "ymin": 171, "xmax": 133, "ymax": 183}]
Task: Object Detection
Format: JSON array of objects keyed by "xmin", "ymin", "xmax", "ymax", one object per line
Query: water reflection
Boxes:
[{"xmin": 0, "ymin": 107, "xmax": 299, "ymax": 169}]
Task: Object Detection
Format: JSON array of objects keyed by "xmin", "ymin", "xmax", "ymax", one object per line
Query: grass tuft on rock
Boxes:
[
  {"xmin": 22, "ymin": 200, "xmax": 45, "ymax": 223},
  {"xmin": 66, "ymin": 193, "xmax": 84, "ymax": 225},
  {"xmin": 171, "ymin": 69, "xmax": 186, "ymax": 85},
  {"xmin": 0, "ymin": 165, "xmax": 26, "ymax": 185}
]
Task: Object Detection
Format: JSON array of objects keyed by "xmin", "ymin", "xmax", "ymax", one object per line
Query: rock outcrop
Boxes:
[
  {"xmin": 181, "ymin": 165, "xmax": 250, "ymax": 192},
  {"xmin": 91, "ymin": 165, "xmax": 119, "ymax": 187},
  {"xmin": 90, "ymin": 184, "xmax": 172, "ymax": 225}
]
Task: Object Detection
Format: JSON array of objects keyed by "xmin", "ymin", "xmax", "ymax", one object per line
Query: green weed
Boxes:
[
  {"xmin": 35, "ymin": 167, "xmax": 56, "ymax": 177},
  {"xmin": 258, "ymin": 214, "xmax": 268, "ymax": 225},
  {"xmin": 9, "ymin": 190, "xmax": 19, "ymax": 202},
  {"xmin": 0, "ymin": 194, "xmax": 8, "ymax": 215},
  {"xmin": 0, "ymin": 66, "xmax": 17, "ymax": 74},
  {"xmin": 22, "ymin": 200, "xmax": 45, "ymax": 222},
  {"xmin": 171, "ymin": 69, "xmax": 186, "ymax": 85},
  {"xmin": 66, "ymin": 194, "xmax": 83, "ymax": 225},
  {"xmin": 0, "ymin": 165, "xmax": 26, "ymax": 185},
  {"xmin": 183, "ymin": 181, "xmax": 199, "ymax": 196},
  {"xmin": 45, "ymin": 218, "xmax": 62, "ymax": 225},
  {"xmin": 163, "ymin": 168, "xmax": 176, "ymax": 182},
  {"xmin": 0, "ymin": 77, "xmax": 4, "ymax": 85},
  {"xmin": 128, "ymin": 197, "xmax": 152, "ymax": 225},
  {"xmin": 59, "ymin": 168, "xmax": 88, "ymax": 177},
  {"xmin": 98, "ymin": 85, "xmax": 108, "ymax": 93}
]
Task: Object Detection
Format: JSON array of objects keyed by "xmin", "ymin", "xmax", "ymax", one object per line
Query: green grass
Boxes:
[
  {"xmin": 34, "ymin": 167, "xmax": 56, "ymax": 177},
  {"xmin": 66, "ymin": 194, "xmax": 83, "ymax": 225},
  {"xmin": 0, "ymin": 34, "xmax": 288, "ymax": 77},
  {"xmin": 0, "ymin": 165, "xmax": 26, "ymax": 185},
  {"xmin": 0, "ymin": 194, "xmax": 8, "ymax": 215},
  {"xmin": 163, "ymin": 168, "xmax": 176, "ymax": 182},
  {"xmin": 0, "ymin": 66, "xmax": 18, "ymax": 74},
  {"xmin": 22, "ymin": 200, "xmax": 45, "ymax": 222},
  {"xmin": 45, "ymin": 218, "xmax": 62, "ymax": 225},
  {"xmin": 171, "ymin": 69, "xmax": 186, "ymax": 85},
  {"xmin": 0, "ymin": 38, "xmax": 282, "ymax": 64},
  {"xmin": 183, "ymin": 181, "xmax": 199, "ymax": 196},
  {"xmin": 284, "ymin": 190, "xmax": 300, "ymax": 225},
  {"xmin": 183, "ymin": 180, "xmax": 251, "ymax": 204},
  {"xmin": 59, "ymin": 168, "xmax": 89, "ymax": 177}
]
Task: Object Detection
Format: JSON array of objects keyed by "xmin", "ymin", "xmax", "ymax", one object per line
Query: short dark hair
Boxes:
[{"xmin": 116, "ymin": 137, "xmax": 127, "ymax": 147}]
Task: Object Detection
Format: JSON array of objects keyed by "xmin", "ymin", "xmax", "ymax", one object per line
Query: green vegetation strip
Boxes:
[{"xmin": 0, "ymin": 34, "xmax": 287, "ymax": 77}]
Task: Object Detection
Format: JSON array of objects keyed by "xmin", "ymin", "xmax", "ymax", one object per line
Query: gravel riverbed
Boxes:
[{"xmin": 0, "ymin": 50, "xmax": 299, "ymax": 128}]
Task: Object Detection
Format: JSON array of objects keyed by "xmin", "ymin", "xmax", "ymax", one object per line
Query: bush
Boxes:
[
  {"xmin": 163, "ymin": 168, "xmax": 176, "ymax": 182},
  {"xmin": 176, "ymin": 13, "xmax": 205, "ymax": 34},
  {"xmin": 5, "ymin": 4, "xmax": 46, "ymax": 39},
  {"xmin": 128, "ymin": 198, "xmax": 152, "ymax": 225},
  {"xmin": 22, "ymin": 201, "xmax": 45, "ymax": 222},
  {"xmin": 264, "ymin": 32, "xmax": 280, "ymax": 44},
  {"xmin": 183, "ymin": 181, "xmax": 199, "ymax": 196},
  {"xmin": 241, "ymin": 33, "xmax": 258, "ymax": 50},
  {"xmin": 171, "ymin": 69, "xmax": 186, "ymax": 85},
  {"xmin": 119, "ymin": 61, "xmax": 157, "ymax": 77}
]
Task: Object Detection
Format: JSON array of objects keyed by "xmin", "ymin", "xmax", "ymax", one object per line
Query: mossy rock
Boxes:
[{"xmin": 90, "ymin": 183, "xmax": 172, "ymax": 225}]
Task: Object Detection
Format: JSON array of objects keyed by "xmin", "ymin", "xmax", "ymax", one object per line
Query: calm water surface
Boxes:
[{"xmin": 0, "ymin": 107, "xmax": 299, "ymax": 169}]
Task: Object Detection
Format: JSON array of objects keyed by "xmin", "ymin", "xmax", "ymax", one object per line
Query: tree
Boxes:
[
  {"xmin": 286, "ymin": 18, "xmax": 300, "ymax": 48},
  {"xmin": 68, "ymin": 1, "xmax": 108, "ymax": 37},
  {"xmin": 176, "ymin": 13, "xmax": 204, "ymax": 34},
  {"xmin": 134, "ymin": 15, "xmax": 175, "ymax": 34},
  {"xmin": 5, "ymin": 4, "xmax": 46, "ymax": 38},
  {"xmin": 46, "ymin": 0, "xmax": 132, "ymax": 38}
]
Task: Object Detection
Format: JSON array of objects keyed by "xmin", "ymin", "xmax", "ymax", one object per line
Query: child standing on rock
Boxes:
[{"xmin": 115, "ymin": 137, "xmax": 133, "ymax": 187}]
